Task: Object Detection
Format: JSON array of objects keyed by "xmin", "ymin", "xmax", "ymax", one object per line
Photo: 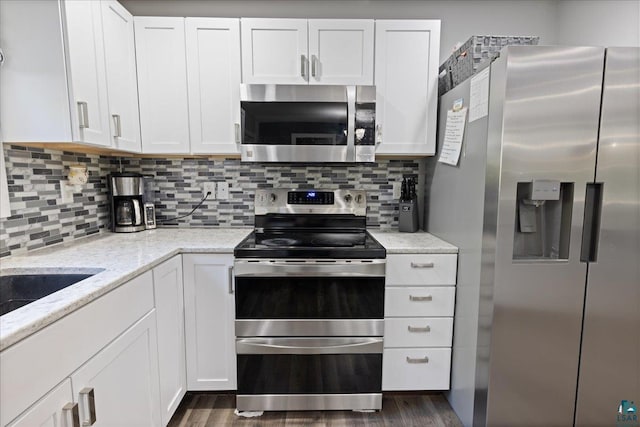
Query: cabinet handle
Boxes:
[
  {"xmin": 411, "ymin": 262, "xmax": 434, "ymax": 269},
  {"xmin": 77, "ymin": 102, "xmax": 89, "ymax": 129},
  {"xmin": 375, "ymin": 124, "xmax": 382, "ymax": 145},
  {"xmin": 79, "ymin": 387, "xmax": 97, "ymax": 426},
  {"xmin": 0, "ymin": 48, "xmax": 5, "ymax": 66},
  {"xmin": 112, "ymin": 114, "xmax": 122, "ymax": 138},
  {"xmin": 228, "ymin": 265, "xmax": 234, "ymax": 294},
  {"xmin": 62, "ymin": 402, "xmax": 80, "ymax": 427},
  {"xmin": 311, "ymin": 55, "xmax": 318, "ymax": 77},
  {"xmin": 300, "ymin": 54, "xmax": 308, "ymax": 79},
  {"xmin": 407, "ymin": 325, "xmax": 431, "ymax": 333},
  {"xmin": 409, "ymin": 295, "xmax": 432, "ymax": 302},
  {"xmin": 406, "ymin": 356, "xmax": 429, "ymax": 364},
  {"xmin": 235, "ymin": 123, "xmax": 241, "ymax": 143}
]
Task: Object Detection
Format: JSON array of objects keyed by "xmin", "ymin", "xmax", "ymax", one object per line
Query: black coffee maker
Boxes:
[{"xmin": 108, "ymin": 173, "xmax": 145, "ymax": 232}]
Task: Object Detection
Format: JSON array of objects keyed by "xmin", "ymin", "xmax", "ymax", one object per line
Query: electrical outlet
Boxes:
[
  {"xmin": 217, "ymin": 181, "xmax": 229, "ymax": 200},
  {"xmin": 203, "ymin": 182, "xmax": 216, "ymax": 199},
  {"xmin": 61, "ymin": 182, "xmax": 75, "ymax": 204},
  {"xmin": 393, "ymin": 181, "xmax": 402, "ymax": 199}
]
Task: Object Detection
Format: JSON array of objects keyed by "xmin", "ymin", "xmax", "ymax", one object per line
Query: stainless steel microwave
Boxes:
[{"xmin": 240, "ymin": 84, "xmax": 376, "ymax": 163}]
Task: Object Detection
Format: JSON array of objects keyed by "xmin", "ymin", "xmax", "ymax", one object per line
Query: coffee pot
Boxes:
[{"xmin": 108, "ymin": 173, "xmax": 145, "ymax": 232}]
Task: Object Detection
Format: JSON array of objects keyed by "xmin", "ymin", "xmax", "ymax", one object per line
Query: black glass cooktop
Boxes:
[{"xmin": 234, "ymin": 231, "xmax": 386, "ymax": 259}]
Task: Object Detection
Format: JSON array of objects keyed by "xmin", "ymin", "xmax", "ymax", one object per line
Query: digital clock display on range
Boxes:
[{"xmin": 287, "ymin": 191, "xmax": 335, "ymax": 204}]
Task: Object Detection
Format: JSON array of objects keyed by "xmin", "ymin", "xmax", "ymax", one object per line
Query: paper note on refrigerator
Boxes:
[
  {"xmin": 469, "ymin": 67, "xmax": 490, "ymax": 122},
  {"xmin": 438, "ymin": 108, "xmax": 467, "ymax": 166}
]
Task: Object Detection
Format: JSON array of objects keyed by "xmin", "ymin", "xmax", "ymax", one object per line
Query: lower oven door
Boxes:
[{"xmin": 236, "ymin": 337, "xmax": 383, "ymax": 411}]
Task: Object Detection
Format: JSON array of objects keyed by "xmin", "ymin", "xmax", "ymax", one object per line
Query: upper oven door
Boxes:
[
  {"xmin": 240, "ymin": 85, "xmax": 375, "ymax": 162},
  {"xmin": 234, "ymin": 259, "xmax": 385, "ymax": 336}
]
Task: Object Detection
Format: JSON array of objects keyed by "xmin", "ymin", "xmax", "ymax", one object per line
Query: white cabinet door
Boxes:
[
  {"xmin": 135, "ymin": 17, "xmax": 190, "ymax": 154},
  {"xmin": 241, "ymin": 18, "xmax": 308, "ymax": 84},
  {"xmin": 152, "ymin": 255, "xmax": 186, "ymax": 426},
  {"xmin": 375, "ymin": 20, "xmax": 440, "ymax": 155},
  {"xmin": 308, "ymin": 19, "xmax": 374, "ymax": 85},
  {"xmin": 101, "ymin": 0, "xmax": 142, "ymax": 153},
  {"xmin": 186, "ymin": 18, "xmax": 242, "ymax": 154},
  {"xmin": 7, "ymin": 380, "xmax": 74, "ymax": 427},
  {"xmin": 63, "ymin": 0, "xmax": 111, "ymax": 146},
  {"xmin": 70, "ymin": 311, "xmax": 161, "ymax": 427},
  {"xmin": 183, "ymin": 254, "xmax": 236, "ymax": 390}
]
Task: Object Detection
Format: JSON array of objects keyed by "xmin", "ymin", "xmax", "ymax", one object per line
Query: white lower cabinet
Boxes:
[
  {"xmin": 7, "ymin": 380, "xmax": 74, "ymax": 427},
  {"xmin": 183, "ymin": 254, "xmax": 236, "ymax": 390},
  {"xmin": 0, "ymin": 269, "xmax": 176, "ymax": 427},
  {"xmin": 70, "ymin": 311, "xmax": 162, "ymax": 427},
  {"xmin": 383, "ymin": 252, "xmax": 457, "ymax": 391},
  {"xmin": 153, "ymin": 255, "xmax": 187, "ymax": 426}
]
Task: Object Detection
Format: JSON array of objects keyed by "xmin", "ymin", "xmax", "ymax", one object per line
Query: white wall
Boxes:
[
  {"xmin": 556, "ymin": 0, "xmax": 640, "ymax": 47},
  {"xmin": 120, "ymin": 0, "xmax": 559, "ymax": 62}
]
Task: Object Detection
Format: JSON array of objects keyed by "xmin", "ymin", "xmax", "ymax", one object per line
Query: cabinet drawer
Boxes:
[
  {"xmin": 386, "ymin": 254, "xmax": 457, "ymax": 286},
  {"xmin": 384, "ymin": 317, "xmax": 453, "ymax": 348},
  {"xmin": 382, "ymin": 348, "xmax": 451, "ymax": 391},
  {"xmin": 385, "ymin": 287, "xmax": 455, "ymax": 317}
]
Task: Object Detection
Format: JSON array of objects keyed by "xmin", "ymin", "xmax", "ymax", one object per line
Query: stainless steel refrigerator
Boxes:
[{"xmin": 426, "ymin": 46, "xmax": 639, "ymax": 427}]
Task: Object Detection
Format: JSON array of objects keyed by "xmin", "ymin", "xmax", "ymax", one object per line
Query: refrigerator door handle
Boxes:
[{"xmin": 580, "ymin": 183, "xmax": 604, "ymax": 263}]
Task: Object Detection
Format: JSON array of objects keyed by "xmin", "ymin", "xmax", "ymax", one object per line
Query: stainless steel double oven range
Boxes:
[{"xmin": 233, "ymin": 189, "xmax": 386, "ymax": 411}]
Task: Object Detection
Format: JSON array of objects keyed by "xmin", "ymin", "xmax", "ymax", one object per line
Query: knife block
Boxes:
[{"xmin": 399, "ymin": 199, "xmax": 419, "ymax": 232}]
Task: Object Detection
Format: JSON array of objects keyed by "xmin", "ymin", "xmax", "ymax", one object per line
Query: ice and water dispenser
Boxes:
[{"xmin": 513, "ymin": 180, "xmax": 574, "ymax": 260}]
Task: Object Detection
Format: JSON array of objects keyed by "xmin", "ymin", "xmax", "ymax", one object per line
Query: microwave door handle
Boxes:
[{"xmin": 346, "ymin": 86, "xmax": 356, "ymax": 162}]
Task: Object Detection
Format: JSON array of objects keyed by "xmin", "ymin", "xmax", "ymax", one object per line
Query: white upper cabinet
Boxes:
[
  {"xmin": 63, "ymin": 0, "xmax": 112, "ymax": 147},
  {"xmin": 135, "ymin": 17, "xmax": 190, "ymax": 154},
  {"xmin": 101, "ymin": 1, "xmax": 142, "ymax": 153},
  {"xmin": 374, "ymin": 20, "xmax": 440, "ymax": 155},
  {"xmin": 0, "ymin": 0, "xmax": 113, "ymax": 145},
  {"xmin": 186, "ymin": 18, "xmax": 242, "ymax": 154},
  {"xmin": 241, "ymin": 18, "xmax": 308, "ymax": 84},
  {"xmin": 308, "ymin": 19, "xmax": 374, "ymax": 85},
  {"xmin": 241, "ymin": 18, "xmax": 373, "ymax": 85}
]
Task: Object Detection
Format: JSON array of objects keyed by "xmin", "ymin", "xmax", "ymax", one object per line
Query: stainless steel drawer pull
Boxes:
[
  {"xmin": 300, "ymin": 54, "xmax": 307, "ymax": 79},
  {"xmin": 228, "ymin": 266, "xmax": 234, "ymax": 294},
  {"xmin": 112, "ymin": 114, "xmax": 122, "ymax": 138},
  {"xmin": 79, "ymin": 387, "xmax": 97, "ymax": 426},
  {"xmin": 409, "ymin": 295, "xmax": 432, "ymax": 301},
  {"xmin": 311, "ymin": 54, "xmax": 318, "ymax": 77},
  {"xmin": 235, "ymin": 123, "xmax": 241, "ymax": 143},
  {"xmin": 77, "ymin": 102, "xmax": 89, "ymax": 129},
  {"xmin": 407, "ymin": 325, "xmax": 431, "ymax": 333},
  {"xmin": 62, "ymin": 402, "xmax": 80, "ymax": 427},
  {"xmin": 410, "ymin": 262, "xmax": 434, "ymax": 269},
  {"xmin": 406, "ymin": 356, "xmax": 429, "ymax": 364}
]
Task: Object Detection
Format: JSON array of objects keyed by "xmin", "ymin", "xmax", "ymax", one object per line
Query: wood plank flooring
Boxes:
[{"xmin": 168, "ymin": 393, "xmax": 462, "ymax": 427}]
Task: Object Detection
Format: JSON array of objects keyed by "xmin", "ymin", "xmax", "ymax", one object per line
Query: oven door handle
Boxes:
[
  {"xmin": 234, "ymin": 259, "xmax": 385, "ymax": 277},
  {"xmin": 236, "ymin": 337, "xmax": 383, "ymax": 355}
]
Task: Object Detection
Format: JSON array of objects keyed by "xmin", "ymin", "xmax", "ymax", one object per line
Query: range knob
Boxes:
[
  {"xmin": 355, "ymin": 194, "xmax": 364, "ymax": 204},
  {"xmin": 344, "ymin": 194, "xmax": 353, "ymax": 203},
  {"xmin": 269, "ymin": 193, "xmax": 277, "ymax": 203}
]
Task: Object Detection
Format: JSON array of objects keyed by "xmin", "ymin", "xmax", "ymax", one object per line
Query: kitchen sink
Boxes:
[{"xmin": 0, "ymin": 269, "xmax": 104, "ymax": 316}]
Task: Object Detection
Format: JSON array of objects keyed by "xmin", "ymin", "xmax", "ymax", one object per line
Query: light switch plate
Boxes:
[
  {"xmin": 393, "ymin": 182, "xmax": 402, "ymax": 199},
  {"xmin": 61, "ymin": 182, "xmax": 75, "ymax": 204},
  {"xmin": 217, "ymin": 181, "xmax": 229, "ymax": 200}
]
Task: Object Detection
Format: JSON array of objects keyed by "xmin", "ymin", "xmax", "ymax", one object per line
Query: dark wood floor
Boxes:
[{"xmin": 168, "ymin": 393, "xmax": 462, "ymax": 427}]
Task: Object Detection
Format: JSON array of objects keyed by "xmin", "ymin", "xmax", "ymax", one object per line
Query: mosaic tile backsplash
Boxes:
[{"xmin": 1, "ymin": 144, "xmax": 419, "ymax": 257}]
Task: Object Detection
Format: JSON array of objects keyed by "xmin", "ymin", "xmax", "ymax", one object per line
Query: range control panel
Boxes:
[
  {"xmin": 254, "ymin": 189, "xmax": 367, "ymax": 217},
  {"xmin": 287, "ymin": 191, "xmax": 335, "ymax": 205}
]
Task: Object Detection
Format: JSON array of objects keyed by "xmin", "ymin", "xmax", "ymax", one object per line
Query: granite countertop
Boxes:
[
  {"xmin": 369, "ymin": 230, "xmax": 458, "ymax": 254},
  {"xmin": 0, "ymin": 228, "xmax": 252, "ymax": 351},
  {"xmin": 0, "ymin": 228, "xmax": 457, "ymax": 351}
]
